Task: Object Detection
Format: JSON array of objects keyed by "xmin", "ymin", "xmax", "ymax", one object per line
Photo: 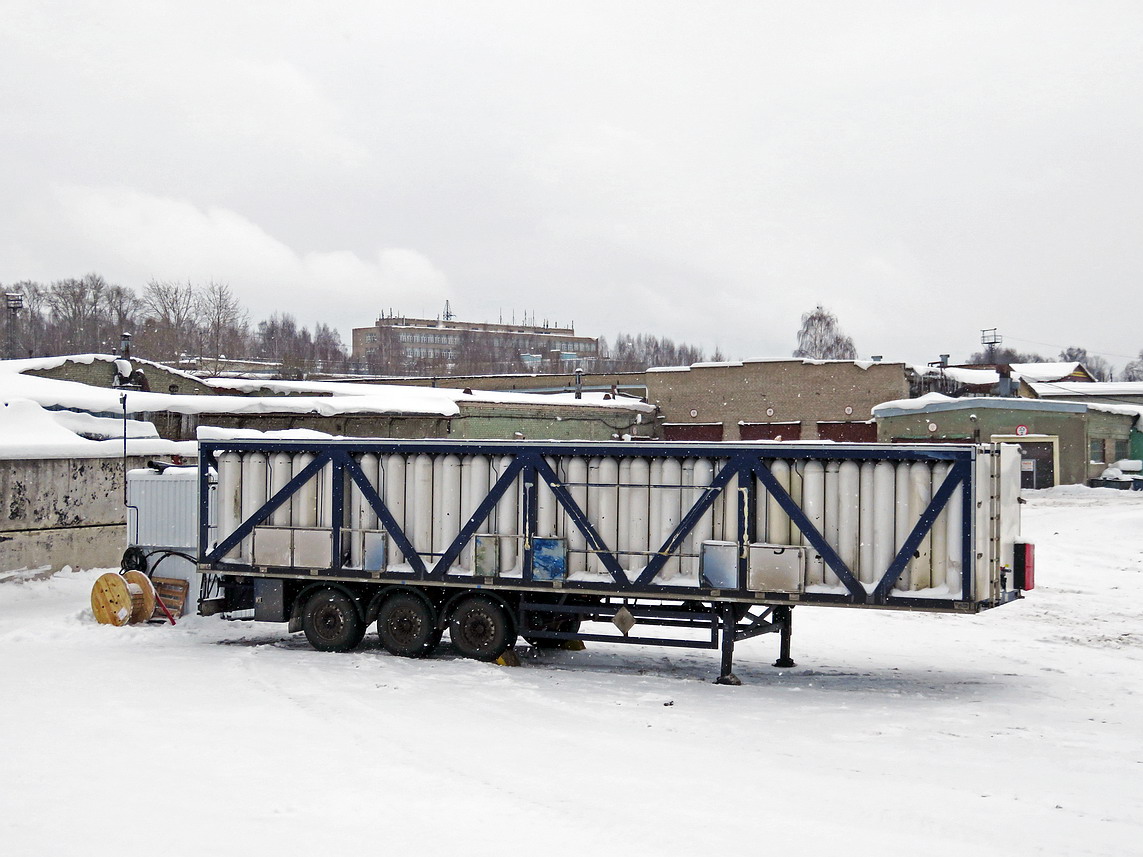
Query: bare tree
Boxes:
[
  {"xmin": 255, "ymin": 312, "xmax": 313, "ymax": 377},
  {"xmin": 140, "ymin": 279, "xmax": 199, "ymax": 361},
  {"xmin": 312, "ymin": 322, "xmax": 347, "ymax": 370},
  {"xmin": 1121, "ymin": 349, "xmax": 1143, "ymax": 382},
  {"xmin": 964, "ymin": 346, "xmax": 1046, "ymax": 364},
  {"xmin": 10, "ymin": 280, "xmax": 47, "ymax": 356},
  {"xmin": 42, "ymin": 273, "xmax": 118, "ymax": 353},
  {"xmin": 197, "ymin": 280, "xmax": 248, "ymax": 369},
  {"xmin": 1058, "ymin": 346, "xmax": 1113, "ymax": 381},
  {"xmin": 792, "ymin": 305, "xmax": 857, "ymax": 360},
  {"xmin": 105, "ymin": 285, "xmax": 142, "ymax": 336},
  {"xmin": 602, "ymin": 332, "xmax": 708, "ymax": 371}
]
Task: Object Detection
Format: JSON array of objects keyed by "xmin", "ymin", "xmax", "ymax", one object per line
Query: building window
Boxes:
[
  {"xmin": 1113, "ymin": 439, "xmax": 1128, "ymax": 462},
  {"xmin": 1089, "ymin": 439, "xmax": 1105, "ymax": 463}
]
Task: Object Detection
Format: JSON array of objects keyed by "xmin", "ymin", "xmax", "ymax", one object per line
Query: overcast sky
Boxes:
[{"xmin": 3, "ymin": 1, "xmax": 1142, "ymax": 368}]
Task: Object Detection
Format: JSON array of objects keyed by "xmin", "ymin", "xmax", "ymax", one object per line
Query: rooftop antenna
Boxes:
[
  {"xmin": 443, "ymin": 300, "xmax": 455, "ymax": 321},
  {"xmin": 981, "ymin": 328, "xmax": 1003, "ymax": 364}
]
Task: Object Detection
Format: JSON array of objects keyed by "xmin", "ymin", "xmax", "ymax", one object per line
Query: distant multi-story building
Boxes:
[{"xmin": 351, "ymin": 311, "xmax": 600, "ymax": 374}]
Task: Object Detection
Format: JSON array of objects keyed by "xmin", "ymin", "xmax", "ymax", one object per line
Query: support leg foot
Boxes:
[{"xmin": 773, "ymin": 605, "xmax": 795, "ymax": 669}]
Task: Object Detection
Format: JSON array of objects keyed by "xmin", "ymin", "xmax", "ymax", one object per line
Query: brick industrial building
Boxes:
[
  {"xmin": 645, "ymin": 359, "xmax": 910, "ymax": 441},
  {"xmin": 360, "ymin": 358, "xmax": 914, "ymax": 442},
  {"xmin": 351, "ymin": 312, "xmax": 599, "ymax": 374}
]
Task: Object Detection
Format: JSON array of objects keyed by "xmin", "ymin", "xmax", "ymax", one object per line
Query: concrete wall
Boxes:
[
  {"xmin": 0, "ymin": 455, "xmax": 158, "ymax": 573},
  {"xmin": 449, "ymin": 402, "xmax": 654, "ymax": 440},
  {"xmin": 169, "ymin": 403, "xmax": 653, "ymax": 442},
  {"xmin": 645, "ymin": 360, "xmax": 910, "ymax": 441},
  {"xmin": 1, "ymin": 525, "xmax": 126, "ymax": 577},
  {"xmin": 184, "ymin": 412, "xmax": 451, "ymax": 440}
]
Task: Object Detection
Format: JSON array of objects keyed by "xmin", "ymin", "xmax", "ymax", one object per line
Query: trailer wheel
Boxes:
[
  {"xmin": 449, "ymin": 595, "xmax": 516, "ymax": 661},
  {"xmin": 302, "ymin": 589, "xmax": 365, "ymax": 652},
  {"xmin": 377, "ymin": 592, "xmax": 437, "ymax": 657}
]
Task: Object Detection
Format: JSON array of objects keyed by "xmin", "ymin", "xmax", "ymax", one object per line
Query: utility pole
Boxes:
[{"xmin": 5, "ymin": 292, "xmax": 24, "ymax": 359}]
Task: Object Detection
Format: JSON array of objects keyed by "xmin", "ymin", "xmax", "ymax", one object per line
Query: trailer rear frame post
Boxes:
[
  {"xmin": 772, "ymin": 605, "xmax": 795, "ymax": 669},
  {"xmin": 716, "ymin": 602, "xmax": 741, "ymax": 686}
]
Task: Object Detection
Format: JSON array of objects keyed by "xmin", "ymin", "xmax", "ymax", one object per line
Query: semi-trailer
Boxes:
[{"xmin": 124, "ymin": 436, "xmax": 1034, "ymax": 683}]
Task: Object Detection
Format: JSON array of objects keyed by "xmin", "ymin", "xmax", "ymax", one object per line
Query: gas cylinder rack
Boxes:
[{"xmin": 193, "ymin": 437, "xmax": 1033, "ymax": 683}]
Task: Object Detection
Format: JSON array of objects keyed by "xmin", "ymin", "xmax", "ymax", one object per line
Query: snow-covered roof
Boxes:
[
  {"xmin": 915, "ymin": 362, "xmax": 1090, "ymax": 387},
  {"xmin": 872, "ymin": 392, "xmax": 967, "ymax": 415},
  {"xmin": 872, "ymin": 394, "xmax": 1142, "ymax": 423},
  {"xmin": 1010, "ymin": 362, "xmax": 1086, "ymax": 382},
  {"xmin": 196, "ymin": 426, "xmax": 338, "ymax": 442},
  {"xmin": 935, "ymin": 367, "xmax": 1000, "ymax": 385},
  {"xmin": 0, "ymin": 398, "xmax": 197, "ymax": 460},
  {"xmin": 1088, "ymin": 403, "xmax": 1143, "ymax": 419},
  {"xmin": 647, "ymin": 358, "xmax": 901, "ymax": 374},
  {"xmin": 201, "ymin": 375, "xmax": 655, "ymax": 412},
  {"xmin": 4, "ymin": 352, "xmax": 207, "ymax": 385},
  {"xmin": 872, "ymin": 394, "xmax": 1090, "ymax": 417},
  {"xmin": 0, "ymin": 356, "xmax": 653, "ymax": 421},
  {"xmin": 1029, "ymin": 381, "xmax": 1143, "ymax": 399}
]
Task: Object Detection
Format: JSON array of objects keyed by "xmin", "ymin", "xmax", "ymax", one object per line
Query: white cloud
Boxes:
[{"xmin": 49, "ymin": 185, "xmax": 450, "ymax": 335}]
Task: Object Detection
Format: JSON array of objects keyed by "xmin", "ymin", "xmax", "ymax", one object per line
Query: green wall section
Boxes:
[{"xmin": 877, "ymin": 402, "xmax": 1136, "ymax": 486}]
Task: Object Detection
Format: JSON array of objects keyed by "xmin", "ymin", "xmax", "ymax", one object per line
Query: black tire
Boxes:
[
  {"xmin": 377, "ymin": 592, "xmax": 437, "ymax": 657},
  {"xmin": 524, "ymin": 617, "xmax": 582, "ymax": 649},
  {"xmin": 449, "ymin": 595, "xmax": 516, "ymax": 661},
  {"xmin": 302, "ymin": 589, "xmax": 365, "ymax": 652}
]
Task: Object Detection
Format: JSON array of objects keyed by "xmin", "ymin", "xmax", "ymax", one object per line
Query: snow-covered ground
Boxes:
[{"xmin": 2, "ymin": 487, "xmax": 1140, "ymax": 856}]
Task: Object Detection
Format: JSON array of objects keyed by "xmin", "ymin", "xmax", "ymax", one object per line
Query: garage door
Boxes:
[
  {"xmin": 739, "ymin": 422, "xmax": 802, "ymax": 441},
  {"xmin": 816, "ymin": 421, "xmax": 877, "ymax": 443},
  {"xmin": 663, "ymin": 422, "xmax": 724, "ymax": 441}
]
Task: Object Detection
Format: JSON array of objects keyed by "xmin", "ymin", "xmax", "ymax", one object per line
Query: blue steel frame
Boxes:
[{"xmin": 198, "ymin": 439, "xmax": 999, "ymax": 611}]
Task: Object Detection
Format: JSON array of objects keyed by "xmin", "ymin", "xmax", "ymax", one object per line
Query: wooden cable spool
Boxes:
[
  {"xmin": 90, "ymin": 571, "xmax": 156, "ymax": 626},
  {"xmin": 123, "ymin": 570, "xmax": 157, "ymax": 623}
]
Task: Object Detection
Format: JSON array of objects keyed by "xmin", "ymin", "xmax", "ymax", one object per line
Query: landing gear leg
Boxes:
[
  {"xmin": 773, "ymin": 605, "xmax": 796, "ymax": 669},
  {"xmin": 715, "ymin": 604, "xmax": 741, "ymax": 686}
]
